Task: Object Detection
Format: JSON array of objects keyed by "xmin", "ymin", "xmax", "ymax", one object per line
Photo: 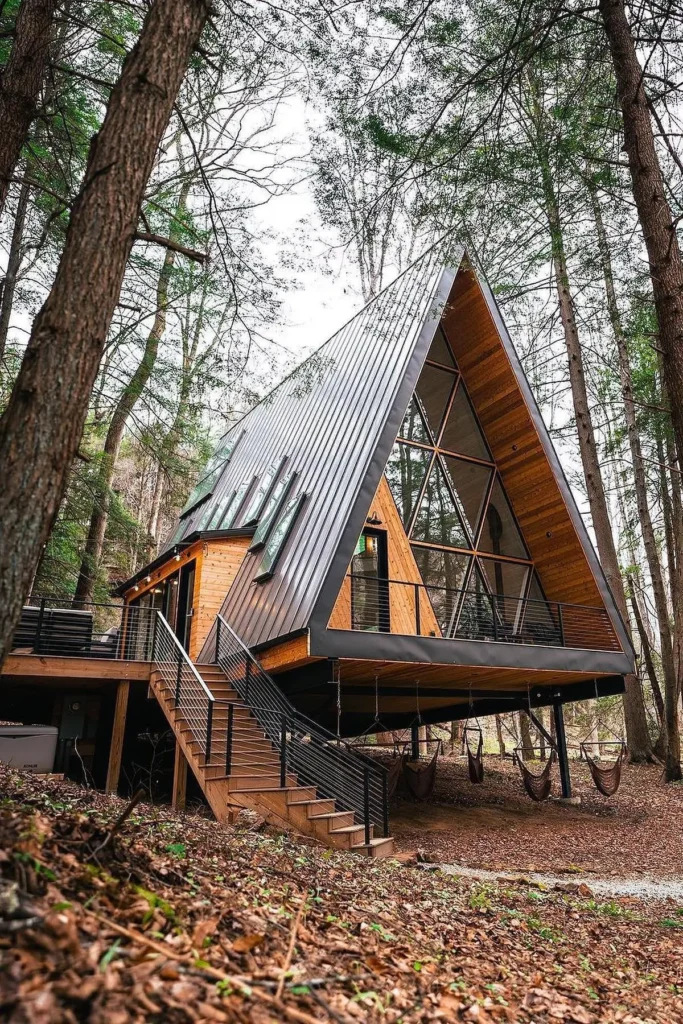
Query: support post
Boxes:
[
  {"xmin": 553, "ymin": 702, "xmax": 571, "ymax": 798},
  {"xmin": 280, "ymin": 716, "xmax": 287, "ymax": 787},
  {"xmin": 106, "ymin": 680, "xmax": 130, "ymax": 794},
  {"xmin": 363, "ymin": 767, "xmax": 371, "ymax": 846},
  {"xmin": 172, "ymin": 740, "xmax": 188, "ymax": 811},
  {"xmin": 411, "ymin": 722, "xmax": 420, "ymax": 760}
]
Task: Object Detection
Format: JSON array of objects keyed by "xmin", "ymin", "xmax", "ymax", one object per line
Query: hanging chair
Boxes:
[
  {"xmin": 403, "ymin": 744, "xmax": 440, "ymax": 801},
  {"xmin": 580, "ymin": 741, "xmax": 625, "ymax": 797},
  {"xmin": 513, "ymin": 747, "xmax": 556, "ymax": 802},
  {"xmin": 386, "ymin": 751, "xmax": 407, "ymax": 799},
  {"xmin": 463, "ymin": 722, "xmax": 484, "ymax": 784}
]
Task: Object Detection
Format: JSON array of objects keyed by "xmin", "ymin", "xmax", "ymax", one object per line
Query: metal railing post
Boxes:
[
  {"xmin": 35, "ymin": 598, "xmax": 46, "ymax": 654},
  {"xmin": 151, "ymin": 610, "xmax": 159, "ymax": 662},
  {"xmin": 490, "ymin": 594, "xmax": 498, "ymax": 641},
  {"xmin": 557, "ymin": 603, "xmax": 565, "ymax": 647},
  {"xmin": 280, "ymin": 715, "xmax": 288, "ymax": 787},
  {"xmin": 363, "ymin": 767, "xmax": 371, "ymax": 846},
  {"xmin": 382, "ymin": 772, "xmax": 389, "ymax": 838},
  {"xmin": 215, "ymin": 616, "xmax": 221, "ymax": 664},
  {"xmin": 225, "ymin": 704, "xmax": 234, "ymax": 775},
  {"xmin": 414, "ymin": 583, "xmax": 421, "ymax": 635},
  {"xmin": 175, "ymin": 646, "xmax": 183, "ymax": 707},
  {"xmin": 206, "ymin": 700, "xmax": 213, "ymax": 762}
]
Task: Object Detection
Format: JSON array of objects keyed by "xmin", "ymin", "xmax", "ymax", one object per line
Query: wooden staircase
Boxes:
[{"xmin": 149, "ymin": 654, "xmax": 393, "ymax": 858}]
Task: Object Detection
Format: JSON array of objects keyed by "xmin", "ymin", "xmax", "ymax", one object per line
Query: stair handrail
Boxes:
[
  {"xmin": 152, "ymin": 611, "xmax": 216, "ymax": 759},
  {"xmin": 213, "ymin": 613, "xmax": 389, "ymax": 840}
]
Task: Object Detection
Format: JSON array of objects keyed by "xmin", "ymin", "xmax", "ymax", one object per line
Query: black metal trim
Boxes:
[{"xmin": 311, "ymin": 627, "xmax": 633, "ymax": 676}]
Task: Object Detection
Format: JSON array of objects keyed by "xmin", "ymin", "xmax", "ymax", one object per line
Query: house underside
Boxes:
[{"xmin": 1, "ymin": 244, "xmax": 633, "ymax": 854}]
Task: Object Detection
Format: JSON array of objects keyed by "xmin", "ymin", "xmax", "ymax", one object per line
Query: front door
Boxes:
[
  {"xmin": 176, "ymin": 562, "xmax": 195, "ymax": 652},
  {"xmin": 350, "ymin": 529, "xmax": 390, "ymax": 631}
]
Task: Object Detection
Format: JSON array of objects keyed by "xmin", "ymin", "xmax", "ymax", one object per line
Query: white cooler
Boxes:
[{"xmin": 0, "ymin": 725, "xmax": 58, "ymax": 773}]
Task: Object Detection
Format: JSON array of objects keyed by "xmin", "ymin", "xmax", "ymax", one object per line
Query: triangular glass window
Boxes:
[
  {"xmin": 479, "ymin": 557, "xmax": 529, "ymax": 637},
  {"xmin": 427, "ymin": 327, "xmax": 456, "ymax": 368},
  {"xmin": 412, "ymin": 546, "xmax": 471, "ymax": 636},
  {"xmin": 398, "ymin": 397, "xmax": 431, "ymax": 445},
  {"xmin": 441, "ymin": 455, "xmax": 492, "ymax": 542},
  {"xmin": 415, "ymin": 363, "xmax": 456, "ymax": 442},
  {"xmin": 478, "ymin": 475, "xmax": 528, "ymax": 559},
  {"xmin": 522, "ymin": 572, "xmax": 563, "ymax": 646},
  {"xmin": 455, "ymin": 563, "xmax": 498, "ymax": 640},
  {"xmin": 385, "ymin": 443, "xmax": 432, "ymax": 529},
  {"xmin": 440, "ymin": 381, "xmax": 492, "ymax": 461},
  {"xmin": 411, "ymin": 461, "xmax": 469, "ymax": 548}
]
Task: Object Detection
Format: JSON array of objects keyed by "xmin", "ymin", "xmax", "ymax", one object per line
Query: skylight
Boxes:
[
  {"xmin": 242, "ymin": 457, "xmax": 287, "ymax": 526},
  {"xmin": 254, "ymin": 493, "xmax": 306, "ymax": 582},
  {"xmin": 179, "ymin": 430, "xmax": 244, "ymax": 519},
  {"xmin": 249, "ymin": 472, "xmax": 296, "ymax": 552}
]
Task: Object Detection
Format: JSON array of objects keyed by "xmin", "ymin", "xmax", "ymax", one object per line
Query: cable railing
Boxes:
[
  {"xmin": 213, "ymin": 614, "xmax": 389, "ymax": 842},
  {"xmin": 11, "ymin": 598, "xmax": 158, "ymax": 660},
  {"xmin": 346, "ymin": 574, "xmax": 621, "ymax": 652},
  {"xmin": 151, "ymin": 612, "xmax": 216, "ymax": 760}
]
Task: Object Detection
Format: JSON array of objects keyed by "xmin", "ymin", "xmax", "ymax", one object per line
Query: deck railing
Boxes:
[
  {"xmin": 11, "ymin": 598, "xmax": 157, "ymax": 660},
  {"xmin": 346, "ymin": 574, "xmax": 621, "ymax": 652},
  {"xmin": 214, "ymin": 614, "xmax": 389, "ymax": 841}
]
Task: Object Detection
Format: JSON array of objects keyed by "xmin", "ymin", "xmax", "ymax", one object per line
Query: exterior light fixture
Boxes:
[
  {"xmin": 145, "ymin": 575, "xmax": 151, "ymax": 584},
  {"xmin": 134, "ymin": 585, "xmax": 139, "ymax": 592},
  {"xmin": 174, "ymin": 550, "xmax": 181, "ymax": 562}
]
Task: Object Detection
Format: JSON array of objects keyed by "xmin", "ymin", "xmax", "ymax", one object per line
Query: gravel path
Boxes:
[{"xmin": 437, "ymin": 861, "xmax": 683, "ymax": 901}]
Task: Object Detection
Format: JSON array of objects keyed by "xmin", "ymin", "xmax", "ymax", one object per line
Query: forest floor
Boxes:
[
  {"xmin": 1, "ymin": 767, "xmax": 682, "ymax": 1023},
  {"xmin": 390, "ymin": 756, "xmax": 683, "ymax": 881}
]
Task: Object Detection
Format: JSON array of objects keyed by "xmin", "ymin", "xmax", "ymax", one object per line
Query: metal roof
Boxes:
[
  {"xmin": 145, "ymin": 237, "xmax": 632, "ymax": 671},
  {"xmin": 157, "ymin": 240, "xmax": 457, "ymax": 651}
]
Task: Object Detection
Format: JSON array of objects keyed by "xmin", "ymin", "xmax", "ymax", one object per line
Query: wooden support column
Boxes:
[
  {"xmin": 552, "ymin": 702, "xmax": 572, "ymax": 798},
  {"xmin": 172, "ymin": 740, "xmax": 188, "ymax": 811},
  {"xmin": 106, "ymin": 680, "xmax": 130, "ymax": 794}
]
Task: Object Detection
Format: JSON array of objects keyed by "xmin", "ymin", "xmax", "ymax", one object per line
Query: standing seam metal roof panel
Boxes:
[{"xmin": 169, "ymin": 241, "xmax": 456, "ymax": 651}]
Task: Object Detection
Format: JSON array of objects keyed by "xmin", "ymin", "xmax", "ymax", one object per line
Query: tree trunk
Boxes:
[
  {"xmin": 628, "ymin": 582, "xmax": 665, "ymax": 728},
  {"xmin": 599, "ymin": 0, "xmax": 683, "ymax": 780},
  {"xmin": 591, "ymin": 186, "xmax": 679, "ymax": 774},
  {"xmin": 519, "ymin": 712, "xmax": 534, "ymax": 761},
  {"xmin": 537, "ymin": 164, "xmax": 652, "ymax": 761},
  {"xmin": 0, "ymin": 0, "xmax": 57, "ymax": 215},
  {"xmin": 495, "ymin": 714, "xmax": 505, "ymax": 758},
  {"xmin": 0, "ymin": 0, "xmax": 209, "ymax": 665},
  {"xmin": 74, "ymin": 249, "xmax": 178, "ymax": 604},
  {"xmin": 0, "ymin": 176, "xmax": 30, "ymax": 361}
]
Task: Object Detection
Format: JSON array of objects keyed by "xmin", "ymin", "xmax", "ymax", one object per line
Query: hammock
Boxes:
[
  {"xmin": 513, "ymin": 749, "xmax": 555, "ymax": 802},
  {"xmin": 386, "ymin": 751, "xmax": 407, "ymax": 800},
  {"xmin": 464, "ymin": 726, "xmax": 484, "ymax": 784},
  {"xmin": 581, "ymin": 742, "xmax": 625, "ymax": 797},
  {"xmin": 403, "ymin": 746, "xmax": 439, "ymax": 800}
]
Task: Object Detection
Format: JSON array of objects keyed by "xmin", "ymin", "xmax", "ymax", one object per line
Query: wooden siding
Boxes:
[
  {"xmin": 258, "ymin": 635, "xmax": 316, "ymax": 675},
  {"xmin": 443, "ymin": 268, "xmax": 614, "ymax": 621},
  {"xmin": 191, "ymin": 537, "xmax": 251, "ymax": 658},
  {"xmin": 122, "ymin": 536, "xmax": 251, "ymax": 660},
  {"xmin": 327, "ymin": 475, "xmax": 440, "ymax": 636}
]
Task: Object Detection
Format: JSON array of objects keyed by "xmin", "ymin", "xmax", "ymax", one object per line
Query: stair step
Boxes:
[
  {"xmin": 352, "ymin": 836, "xmax": 394, "ymax": 858},
  {"xmin": 309, "ymin": 810, "xmax": 355, "ymax": 830},
  {"xmin": 286, "ymin": 787, "xmax": 317, "ymax": 804}
]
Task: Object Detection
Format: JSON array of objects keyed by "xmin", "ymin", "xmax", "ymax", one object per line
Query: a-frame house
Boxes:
[{"xmin": 3, "ymin": 243, "xmax": 633, "ymax": 856}]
